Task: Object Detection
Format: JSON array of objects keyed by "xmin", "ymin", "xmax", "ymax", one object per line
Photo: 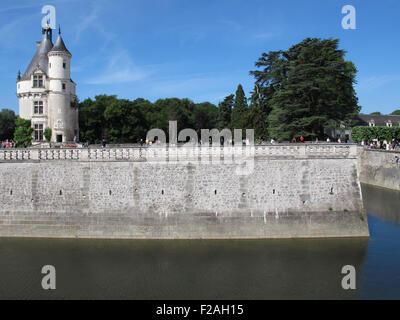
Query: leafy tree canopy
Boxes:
[
  {"xmin": 0, "ymin": 109, "xmax": 16, "ymax": 141},
  {"xmin": 14, "ymin": 117, "xmax": 33, "ymax": 147},
  {"xmin": 219, "ymin": 95, "xmax": 234, "ymax": 130},
  {"xmin": 250, "ymin": 38, "xmax": 360, "ymax": 142},
  {"xmin": 79, "ymin": 95, "xmax": 218, "ymax": 144}
]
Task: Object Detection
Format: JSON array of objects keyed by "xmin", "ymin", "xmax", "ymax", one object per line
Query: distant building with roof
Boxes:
[
  {"xmin": 357, "ymin": 114, "xmax": 400, "ymax": 128},
  {"xmin": 17, "ymin": 24, "xmax": 78, "ymax": 143},
  {"xmin": 324, "ymin": 114, "xmax": 400, "ymax": 142}
]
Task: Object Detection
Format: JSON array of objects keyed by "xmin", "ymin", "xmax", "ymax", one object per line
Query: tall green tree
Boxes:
[
  {"xmin": 247, "ymin": 85, "xmax": 270, "ymax": 141},
  {"xmin": 0, "ymin": 109, "xmax": 16, "ymax": 141},
  {"xmin": 219, "ymin": 95, "xmax": 234, "ymax": 129},
  {"xmin": 251, "ymin": 38, "xmax": 360, "ymax": 141},
  {"xmin": 231, "ymin": 84, "xmax": 249, "ymax": 132},
  {"xmin": 14, "ymin": 117, "xmax": 33, "ymax": 147}
]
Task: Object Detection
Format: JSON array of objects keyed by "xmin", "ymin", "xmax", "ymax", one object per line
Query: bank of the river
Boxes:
[{"xmin": 0, "ymin": 184, "xmax": 398, "ymax": 300}]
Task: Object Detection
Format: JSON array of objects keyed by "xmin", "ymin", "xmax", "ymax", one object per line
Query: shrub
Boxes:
[
  {"xmin": 351, "ymin": 126, "xmax": 400, "ymax": 143},
  {"xmin": 44, "ymin": 128, "xmax": 52, "ymax": 142},
  {"xmin": 13, "ymin": 117, "xmax": 33, "ymax": 148}
]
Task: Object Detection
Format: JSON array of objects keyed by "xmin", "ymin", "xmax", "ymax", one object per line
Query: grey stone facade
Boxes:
[
  {"xmin": 0, "ymin": 145, "xmax": 369, "ymax": 239},
  {"xmin": 358, "ymin": 148, "xmax": 400, "ymax": 191}
]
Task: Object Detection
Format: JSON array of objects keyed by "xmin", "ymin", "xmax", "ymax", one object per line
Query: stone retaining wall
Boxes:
[{"xmin": 0, "ymin": 144, "xmax": 369, "ymax": 239}]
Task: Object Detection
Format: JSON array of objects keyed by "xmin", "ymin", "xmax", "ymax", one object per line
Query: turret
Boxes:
[{"xmin": 48, "ymin": 27, "xmax": 71, "ymax": 81}]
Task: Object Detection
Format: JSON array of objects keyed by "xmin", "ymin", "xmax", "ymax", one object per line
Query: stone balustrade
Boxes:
[{"xmin": 0, "ymin": 144, "xmax": 358, "ymax": 162}]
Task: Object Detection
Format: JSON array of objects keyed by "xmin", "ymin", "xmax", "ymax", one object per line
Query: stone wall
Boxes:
[
  {"xmin": 0, "ymin": 145, "xmax": 369, "ymax": 239},
  {"xmin": 358, "ymin": 148, "xmax": 400, "ymax": 191}
]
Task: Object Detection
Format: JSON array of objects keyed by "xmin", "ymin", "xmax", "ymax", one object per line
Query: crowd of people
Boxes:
[
  {"xmin": 0, "ymin": 140, "xmax": 16, "ymax": 148},
  {"xmin": 362, "ymin": 139, "xmax": 400, "ymax": 151}
]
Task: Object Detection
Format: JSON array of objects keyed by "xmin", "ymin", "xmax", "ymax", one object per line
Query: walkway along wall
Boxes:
[{"xmin": 0, "ymin": 144, "xmax": 369, "ymax": 239}]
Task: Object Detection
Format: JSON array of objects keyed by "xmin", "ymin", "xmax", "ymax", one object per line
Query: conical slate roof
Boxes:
[
  {"xmin": 21, "ymin": 37, "xmax": 53, "ymax": 81},
  {"xmin": 50, "ymin": 33, "xmax": 71, "ymax": 55}
]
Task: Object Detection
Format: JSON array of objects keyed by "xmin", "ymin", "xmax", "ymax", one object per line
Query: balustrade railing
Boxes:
[{"xmin": 0, "ymin": 144, "xmax": 357, "ymax": 162}]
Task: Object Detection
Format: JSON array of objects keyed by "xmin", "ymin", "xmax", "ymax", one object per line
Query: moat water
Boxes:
[{"xmin": 0, "ymin": 184, "xmax": 399, "ymax": 300}]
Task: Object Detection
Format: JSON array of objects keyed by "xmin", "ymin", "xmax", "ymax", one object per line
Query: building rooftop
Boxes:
[
  {"xmin": 358, "ymin": 114, "xmax": 400, "ymax": 126},
  {"xmin": 21, "ymin": 37, "xmax": 53, "ymax": 81},
  {"xmin": 50, "ymin": 28, "xmax": 71, "ymax": 55}
]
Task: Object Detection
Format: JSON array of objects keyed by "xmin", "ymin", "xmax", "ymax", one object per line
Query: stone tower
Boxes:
[{"xmin": 17, "ymin": 25, "xmax": 79, "ymax": 143}]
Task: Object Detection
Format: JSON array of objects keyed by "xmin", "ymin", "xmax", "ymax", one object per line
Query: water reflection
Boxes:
[
  {"xmin": 362, "ymin": 184, "xmax": 400, "ymax": 226},
  {"xmin": 0, "ymin": 237, "xmax": 369, "ymax": 300}
]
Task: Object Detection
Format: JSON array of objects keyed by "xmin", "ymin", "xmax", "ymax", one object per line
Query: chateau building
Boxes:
[{"xmin": 17, "ymin": 25, "xmax": 79, "ymax": 143}]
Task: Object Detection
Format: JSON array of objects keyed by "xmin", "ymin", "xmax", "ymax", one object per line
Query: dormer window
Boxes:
[
  {"xmin": 369, "ymin": 120, "xmax": 375, "ymax": 127},
  {"xmin": 33, "ymin": 75, "xmax": 43, "ymax": 88},
  {"xmin": 386, "ymin": 121, "xmax": 393, "ymax": 127}
]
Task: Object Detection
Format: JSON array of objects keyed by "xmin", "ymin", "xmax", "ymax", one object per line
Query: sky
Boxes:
[{"xmin": 0, "ymin": 0, "xmax": 399, "ymax": 115}]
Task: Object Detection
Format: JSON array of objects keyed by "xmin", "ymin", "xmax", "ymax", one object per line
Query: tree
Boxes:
[
  {"xmin": 370, "ymin": 112, "xmax": 382, "ymax": 115},
  {"xmin": 193, "ymin": 102, "xmax": 219, "ymax": 135},
  {"xmin": 247, "ymin": 85, "xmax": 271, "ymax": 141},
  {"xmin": 154, "ymin": 98, "xmax": 196, "ymax": 136},
  {"xmin": 219, "ymin": 95, "xmax": 234, "ymax": 129},
  {"xmin": 78, "ymin": 95, "xmax": 219, "ymax": 144},
  {"xmin": 391, "ymin": 110, "xmax": 400, "ymax": 115},
  {"xmin": 231, "ymin": 84, "xmax": 249, "ymax": 132},
  {"xmin": 0, "ymin": 109, "xmax": 16, "ymax": 141},
  {"xmin": 44, "ymin": 128, "xmax": 52, "ymax": 142},
  {"xmin": 251, "ymin": 38, "xmax": 360, "ymax": 142},
  {"xmin": 104, "ymin": 98, "xmax": 148, "ymax": 143},
  {"xmin": 79, "ymin": 95, "xmax": 118, "ymax": 143},
  {"xmin": 14, "ymin": 117, "xmax": 33, "ymax": 147}
]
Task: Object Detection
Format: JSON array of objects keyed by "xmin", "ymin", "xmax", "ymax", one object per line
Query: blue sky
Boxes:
[{"xmin": 1, "ymin": 0, "xmax": 399, "ymax": 114}]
